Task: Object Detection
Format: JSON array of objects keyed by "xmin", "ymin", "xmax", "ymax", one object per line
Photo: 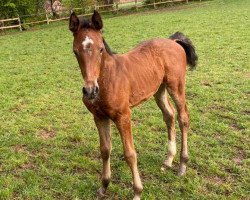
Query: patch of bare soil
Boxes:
[
  {"xmin": 38, "ymin": 129, "xmax": 56, "ymax": 139},
  {"xmin": 233, "ymin": 148, "xmax": 246, "ymax": 165},
  {"xmin": 207, "ymin": 176, "xmax": 225, "ymax": 185},
  {"xmin": 13, "ymin": 144, "xmax": 27, "ymax": 153},
  {"xmin": 242, "ymin": 110, "xmax": 250, "ymax": 115},
  {"xmin": 230, "ymin": 122, "xmax": 243, "ymax": 131},
  {"xmin": 207, "ymin": 104, "xmax": 227, "ymax": 112},
  {"xmin": 18, "ymin": 162, "xmax": 35, "ymax": 170},
  {"xmin": 200, "ymin": 80, "xmax": 212, "ymax": 87}
]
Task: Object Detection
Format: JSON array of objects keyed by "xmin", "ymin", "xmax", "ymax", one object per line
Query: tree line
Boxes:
[{"xmin": 0, "ymin": 0, "xmax": 115, "ymax": 19}]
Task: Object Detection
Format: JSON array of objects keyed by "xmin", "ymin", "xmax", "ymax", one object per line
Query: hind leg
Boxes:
[
  {"xmin": 154, "ymin": 84, "xmax": 176, "ymax": 169},
  {"xmin": 167, "ymin": 83, "xmax": 190, "ymax": 176}
]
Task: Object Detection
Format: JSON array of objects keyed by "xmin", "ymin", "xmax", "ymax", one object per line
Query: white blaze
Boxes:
[{"xmin": 82, "ymin": 36, "xmax": 94, "ymax": 49}]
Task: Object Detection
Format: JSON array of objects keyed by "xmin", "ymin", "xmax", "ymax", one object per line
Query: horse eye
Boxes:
[{"xmin": 100, "ymin": 48, "xmax": 104, "ymax": 54}]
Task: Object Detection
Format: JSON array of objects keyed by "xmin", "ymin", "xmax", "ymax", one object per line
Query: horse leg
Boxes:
[
  {"xmin": 154, "ymin": 84, "xmax": 176, "ymax": 169},
  {"xmin": 167, "ymin": 83, "xmax": 190, "ymax": 176},
  {"xmin": 94, "ymin": 116, "xmax": 112, "ymax": 197},
  {"xmin": 114, "ymin": 109, "xmax": 143, "ymax": 200}
]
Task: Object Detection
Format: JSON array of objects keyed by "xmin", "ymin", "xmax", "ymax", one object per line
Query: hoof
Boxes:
[
  {"xmin": 178, "ymin": 171, "xmax": 186, "ymax": 176},
  {"xmin": 178, "ymin": 165, "xmax": 187, "ymax": 176},
  {"xmin": 133, "ymin": 195, "xmax": 141, "ymax": 200},
  {"xmin": 161, "ymin": 160, "xmax": 174, "ymax": 172},
  {"xmin": 164, "ymin": 162, "xmax": 173, "ymax": 168},
  {"xmin": 97, "ymin": 187, "xmax": 106, "ymax": 198},
  {"xmin": 163, "ymin": 160, "xmax": 173, "ymax": 169}
]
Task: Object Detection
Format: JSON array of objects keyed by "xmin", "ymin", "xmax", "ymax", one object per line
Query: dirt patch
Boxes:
[
  {"xmin": 205, "ymin": 175, "xmax": 226, "ymax": 187},
  {"xmin": 242, "ymin": 110, "xmax": 250, "ymax": 115},
  {"xmin": 233, "ymin": 149, "xmax": 246, "ymax": 165},
  {"xmin": 71, "ymin": 166, "xmax": 86, "ymax": 174},
  {"xmin": 13, "ymin": 161, "xmax": 36, "ymax": 175},
  {"xmin": 200, "ymin": 80, "xmax": 212, "ymax": 87},
  {"xmin": 12, "ymin": 144, "xmax": 38, "ymax": 158},
  {"xmin": 230, "ymin": 122, "xmax": 243, "ymax": 131},
  {"xmin": 10, "ymin": 102, "xmax": 27, "ymax": 113},
  {"xmin": 207, "ymin": 104, "xmax": 227, "ymax": 112},
  {"xmin": 132, "ymin": 118, "xmax": 142, "ymax": 126},
  {"xmin": 19, "ymin": 162, "xmax": 35, "ymax": 170},
  {"xmin": 38, "ymin": 129, "xmax": 56, "ymax": 139},
  {"xmin": 213, "ymin": 132, "xmax": 221, "ymax": 139},
  {"xmin": 186, "ymin": 91, "xmax": 198, "ymax": 100},
  {"xmin": 68, "ymin": 135, "xmax": 83, "ymax": 144},
  {"xmin": 150, "ymin": 126, "xmax": 165, "ymax": 132},
  {"xmin": 13, "ymin": 144, "xmax": 27, "ymax": 153}
]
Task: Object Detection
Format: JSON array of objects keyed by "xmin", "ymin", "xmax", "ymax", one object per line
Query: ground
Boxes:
[{"xmin": 0, "ymin": 0, "xmax": 249, "ymax": 199}]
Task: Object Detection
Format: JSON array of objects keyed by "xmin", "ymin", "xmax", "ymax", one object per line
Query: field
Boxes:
[{"xmin": 0, "ymin": 0, "xmax": 249, "ymax": 199}]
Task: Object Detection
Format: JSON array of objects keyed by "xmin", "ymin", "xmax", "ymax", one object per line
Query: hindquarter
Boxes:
[
  {"xmin": 127, "ymin": 39, "xmax": 187, "ymax": 104},
  {"xmin": 158, "ymin": 39, "xmax": 188, "ymax": 88}
]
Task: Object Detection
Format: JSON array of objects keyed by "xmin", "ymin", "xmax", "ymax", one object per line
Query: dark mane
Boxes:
[
  {"xmin": 79, "ymin": 18, "xmax": 94, "ymax": 29},
  {"xmin": 103, "ymin": 38, "xmax": 116, "ymax": 56}
]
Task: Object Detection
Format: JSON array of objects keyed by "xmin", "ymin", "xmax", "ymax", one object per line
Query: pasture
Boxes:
[{"xmin": 0, "ymin": 0, "xmax": 249, "ymax": 199}]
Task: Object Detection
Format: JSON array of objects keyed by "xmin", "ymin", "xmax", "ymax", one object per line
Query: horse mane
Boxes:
[{"xmin": 103, "ymin": 38, "xmax": 116, "ymax": 56}]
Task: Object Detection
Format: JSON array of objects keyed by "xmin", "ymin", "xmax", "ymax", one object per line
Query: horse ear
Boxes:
[
  {"xmin": 91, "ymin": 10, "xmax": 103, "ymax": 30},
  {"xmin": 69, "ymin": 12, "xmax": 79, "ymax": 33}
]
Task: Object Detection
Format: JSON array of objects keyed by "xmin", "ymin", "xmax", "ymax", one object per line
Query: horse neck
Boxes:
[{"xmin": 99, "ymin": 51, "xmax": 119, "ymax": 85}]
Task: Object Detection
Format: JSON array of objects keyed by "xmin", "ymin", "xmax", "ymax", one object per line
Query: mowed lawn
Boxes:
[{"xmin": 0, "ymin": 0, "xmax": 249, "ymax": 199}]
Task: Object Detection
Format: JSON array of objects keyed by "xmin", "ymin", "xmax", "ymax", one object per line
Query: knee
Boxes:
[
  {"xmin": 183, "ymin": 120, "xmax": 189, "ymax": 128},
  {"xmin": 124, "ymin": 150, "xmax": 136, "ymax": 164},
  {"xmin": 178, "ymin": 114, "xmax": 189, "ymax": 128},
  {"xmin": 163, "ymin": 110, "xmax": 175, "ymax": 122}
]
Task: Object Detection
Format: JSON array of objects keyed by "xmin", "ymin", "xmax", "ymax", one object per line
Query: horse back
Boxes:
[{"xmin": 118, "ymin": 38, "xmax": 187, "ymax": 106}]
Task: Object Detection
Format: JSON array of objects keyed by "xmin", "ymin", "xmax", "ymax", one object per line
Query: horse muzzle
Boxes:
[{"xmin": 82, "ymin": 86, "xmax": 99, "ymax": 100}]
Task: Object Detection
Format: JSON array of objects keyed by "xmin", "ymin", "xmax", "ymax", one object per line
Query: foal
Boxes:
[{"xmin": 69, "ymin": 11, "xmax": 197, "ymax": 199}]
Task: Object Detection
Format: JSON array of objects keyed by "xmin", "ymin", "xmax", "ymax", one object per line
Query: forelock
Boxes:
[{"xmin": 79, "ymin": 18, "xmax": 94, "ymax": 30}]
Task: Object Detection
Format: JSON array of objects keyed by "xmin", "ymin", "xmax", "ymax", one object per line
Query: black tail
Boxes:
[{"xmin": 169, "ymin": 32, "xmax": 198, "ymax": 69}]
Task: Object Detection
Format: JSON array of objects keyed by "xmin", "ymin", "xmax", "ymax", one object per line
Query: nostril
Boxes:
[
  {"xmin": 82, "ymin": 87, "xmax": 88, "ymax": 96},
  {"xmin": 94, "ymin": 86, "xmax": 99, "ymax": 95},
  {"xmin": 82, "ymin": 86, "xmax": 98, "ymax": 99}
]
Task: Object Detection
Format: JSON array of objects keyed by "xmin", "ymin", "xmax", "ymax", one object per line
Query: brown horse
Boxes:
[{"xmin": 69, "ymin": 11, "xmax": 197, "ymax": 200}]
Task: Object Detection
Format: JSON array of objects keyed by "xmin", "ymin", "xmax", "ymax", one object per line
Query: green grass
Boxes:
[{"xmin": 0, "ymin": 0, "xmax": 249, "ymax": 199}]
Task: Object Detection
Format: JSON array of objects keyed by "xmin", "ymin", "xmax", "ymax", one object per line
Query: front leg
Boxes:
[
  {"xmin": 94, "ymin": 116, "xmax": 112, "ymax": 197},
  {"xmin": 113, "ymin": 109, "xmax": 143, "ymax": 200}
]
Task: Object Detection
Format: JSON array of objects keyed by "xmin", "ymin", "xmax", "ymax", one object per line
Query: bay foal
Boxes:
[{"xmin": 69, "ymin": 11, "xmax": 197, "ymax": 199}]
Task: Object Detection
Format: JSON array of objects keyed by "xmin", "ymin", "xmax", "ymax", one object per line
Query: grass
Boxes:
[{"xmin": 0, "ymin": 0, "xmax": 249, "ymax": 199}]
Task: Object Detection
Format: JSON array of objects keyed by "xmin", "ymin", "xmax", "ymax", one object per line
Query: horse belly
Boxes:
[{"xmin": 129, "ymin": 63, "xmax": 164, "ymax": 107}]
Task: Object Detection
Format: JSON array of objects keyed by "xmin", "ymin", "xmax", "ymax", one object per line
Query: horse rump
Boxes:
[{"xmin": 169, "ymin": 32, "xmax": 198, "ymax": 69}]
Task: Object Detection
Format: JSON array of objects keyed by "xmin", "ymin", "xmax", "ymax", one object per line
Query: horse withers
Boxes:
[{"xmin": 69, "ymin": 11, "xmax": 197, "ymax": 200}]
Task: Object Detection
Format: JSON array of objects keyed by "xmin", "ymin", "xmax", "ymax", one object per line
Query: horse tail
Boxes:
[{"xmin": 169, "ymin": 32, "xmax": 198, "ymax": 69}]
